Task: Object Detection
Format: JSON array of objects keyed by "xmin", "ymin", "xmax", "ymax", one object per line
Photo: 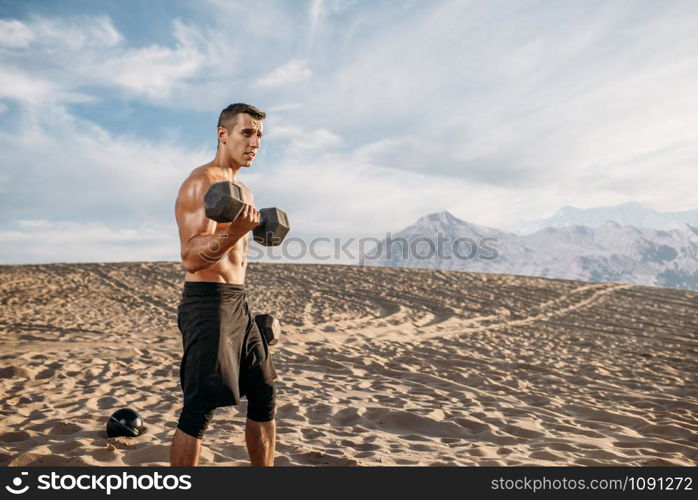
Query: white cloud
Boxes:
[
  {"xmin": 28, "ymin": 15, "xmax": 123, "ymax": 49},
  {"xmin": 0, "ymin": 16, "xmax": 216, "ymax": 105},
  {"xmin": 243, "ymin": 150, "xmax": 515, "ymax": 236},
  {"xmin": 256, "ymin": 59, "xmax": 312, "ymax": 87},
  {"xmin": 17, "ymin": 219, "xmax": 50, "ymax": 228},
  {"xmin": 97, "ymin": 19, "xmax": 217, "ymax": 99},
  {"xmin": 0, "ymin": 15, "xmax": 123, "ymax": 73},
  {"xmin": 0, "ymin": 219, "xmax": 179, "ymax": 264},
  {"xmin": 205, "ymin": 0, "xmax": 299, "ymax": 41},
  {"xmin": 0, "ymin": 103, "xmax": 210, "ymax": 231},
  {"xmin": 0, "ymin": 19, "xmax": 36, "ymax": 48},
  {"xmin": 308, "ymin": 0, "xmax": 324, "ymax": 43},
  {"xmin": 269, "ymin": 125, "xmax": 342, "ymax": 153},
  {"xmin": 0, "ymin": 67, "xmax": 93, "ymax": 104},
  {"xmin": 268, "ymin": 102, "xmax": 302, "ymax": 113},
  {"xmin": 291, "ymin": 0, "xmax": 698, "ymax": 216}
]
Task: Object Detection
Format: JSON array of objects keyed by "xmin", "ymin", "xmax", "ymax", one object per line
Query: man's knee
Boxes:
[
  {"xmin": 247, "ymin": 382, "xmax": 276, "ymax": 422},
  {"xmin": 177, "ymin": 407, "xmax": 215, "ymax": 439}
]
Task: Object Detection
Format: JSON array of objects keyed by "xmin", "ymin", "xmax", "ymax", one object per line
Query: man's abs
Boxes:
[{"xmin": 184, "ymin": 233, "xmax": 249, "ymax": 284}]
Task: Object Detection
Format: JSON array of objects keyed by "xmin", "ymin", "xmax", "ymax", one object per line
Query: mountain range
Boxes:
[
  {"xmin": 361, "ymin": 206, "xmax": 698, "ymax": 291},
  {"xmin": 506, "ymin": 202, "xmax": 698, "ymax": 234}
]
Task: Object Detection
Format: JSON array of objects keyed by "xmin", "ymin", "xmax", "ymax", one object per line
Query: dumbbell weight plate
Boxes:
[
  {"xmin": 204, "ymin": 181, "xmax": 245, "ymax": 223},
  {"xmin": 254, "ymin": 314, "xmax": 280, "ymax": 346},
  {"xmin": 253, "ymin": 208, "xmax": 290, "ymax": 247}
]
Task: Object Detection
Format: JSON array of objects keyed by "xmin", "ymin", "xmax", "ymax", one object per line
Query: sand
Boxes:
[{"xmin": 0, "ymin": 261, "xmax": 696, "ymax": 466}]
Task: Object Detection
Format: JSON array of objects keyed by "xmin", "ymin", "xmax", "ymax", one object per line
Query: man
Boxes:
[{"xmin": 170, "ymin": 103, "xmax": 277, "ymax": 467}]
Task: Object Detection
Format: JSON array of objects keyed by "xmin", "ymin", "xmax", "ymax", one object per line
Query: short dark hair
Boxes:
[{"xmin": 217, "ymin": 103, "xmax": 266, "ymax": 133}]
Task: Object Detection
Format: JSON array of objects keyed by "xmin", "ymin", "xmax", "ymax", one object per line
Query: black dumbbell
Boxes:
[
  {"xmin": 204, "ymin": 181, "xmax": 290, "ymax": 246},
  {"xmin": 254, "ymin": 313, "xmax": 280, "ymax": 346}
]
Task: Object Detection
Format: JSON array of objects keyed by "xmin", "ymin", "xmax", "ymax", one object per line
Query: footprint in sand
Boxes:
[
  {"xmin": 362, "ymin": 408, "xmax": 468, "ymax": 439},
  {"xmin": 49, "ymin": 422, "xmax": 83, "ymax": 435},
  {"xmin": 0, "ymin": 366, "xmax": 35, "ymax": 380},
  {"xmin": 301, "ymin": 428, "xmax": 325, "ymax": 440},
  {"xmin": 121, "ymin": 444, "xmax": 170, "ymax": 465},
  {"xmin": 330, "ymin": 407, "xmax": 363, "ymax": 427},
  {"xmin": 292, "ymin": 448, "xmax": 360, "ymax": 466},
  {"xmin": 0, "ymin": 430, "xmax": 32, "ymax": 443}
]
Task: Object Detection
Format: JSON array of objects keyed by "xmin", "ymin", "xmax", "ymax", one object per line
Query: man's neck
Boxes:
[{"xmin": 212, "ymin": 151, "xmax": 243, "ymax": 181}]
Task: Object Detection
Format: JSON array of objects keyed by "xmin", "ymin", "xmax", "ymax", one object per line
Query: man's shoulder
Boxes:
[
  {"xmin": 176, "ymin": 165, "xmax": 214, "ymax": 206},
  {"xmin": 185, "ymin": 164, "xmax": 217, "ymax": 182},
  {"xmin": 178, "ymin": 164, "xmax": 253, "ymax": 200},
  {"xmin": 180, "ymin": 164, "xmax": 220, "ymax": 190}
]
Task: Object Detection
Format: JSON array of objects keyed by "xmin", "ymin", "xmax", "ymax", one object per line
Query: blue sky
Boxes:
[{"xmin": 1, "ymin": 0, "xmax": 697, "ymax": 264}]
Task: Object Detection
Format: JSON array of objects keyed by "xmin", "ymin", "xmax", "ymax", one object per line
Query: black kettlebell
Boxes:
[{"xmin": 106, "ymin": 408, "xmax": 144, "ymax": 438}]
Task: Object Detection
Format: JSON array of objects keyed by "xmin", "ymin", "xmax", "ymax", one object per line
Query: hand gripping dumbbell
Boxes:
[
  {"xmin": 204, "ymin": 181, "xmax": 290, "ymax": 246},
  {"xmin": 253, "ymin": 313, "xmax": 280, "ymax": 346}
]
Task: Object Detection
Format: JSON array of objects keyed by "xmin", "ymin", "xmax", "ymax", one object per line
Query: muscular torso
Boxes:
[
  {"xmin": 184, "ymin": 228, "xmax": 250, "ymax": 284},
  {"xmin": 176, "ymin": 164, "xmax": 255, "ymax": 285}
]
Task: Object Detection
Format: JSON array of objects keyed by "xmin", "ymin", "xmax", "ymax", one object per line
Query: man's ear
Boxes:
[{"xmin": 217, "ymin": 126, "xmax": 228, "ymax": 144}]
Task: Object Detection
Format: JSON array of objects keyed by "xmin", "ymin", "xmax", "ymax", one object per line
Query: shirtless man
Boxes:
[{"xmin": 170, "ymin": 103, "xmax": 277, "ymax": 467}]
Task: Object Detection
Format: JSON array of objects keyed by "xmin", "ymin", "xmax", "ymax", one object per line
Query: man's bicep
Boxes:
[
  {"xmin": 178, "ymin": 207, "xmax": 216, "ymax": 246},
  {"xmin": 176, "ymin": 181, "xmax": 216, "ymax": 249}
]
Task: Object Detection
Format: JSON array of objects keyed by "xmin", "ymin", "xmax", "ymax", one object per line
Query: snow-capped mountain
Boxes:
[{"xmin": 362, "ymin": 211, "xmax": 698, "ymax": 290}]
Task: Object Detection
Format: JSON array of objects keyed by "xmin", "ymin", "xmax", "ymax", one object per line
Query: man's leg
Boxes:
[
  {"xmin": 170, "ymin": 427, "xmax": 203, "ymax": 466},
  {"xmin": 170, "ymin": 407, "xmax": 214, "ymax": 466},
  {"xmin": 242, "ymin": 309, "xmax": 278, "ymax": 467},
  {"xmin": 245, "ymin": 418, "xmax": 276, "ymax": 466}
]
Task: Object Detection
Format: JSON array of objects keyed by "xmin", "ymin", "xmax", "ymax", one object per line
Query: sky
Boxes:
[{"xmin": 0, "ymin": 0, "xmax": 697, "ymax": 264}]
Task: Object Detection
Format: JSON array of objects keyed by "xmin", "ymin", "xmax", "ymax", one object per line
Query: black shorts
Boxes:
[{"xmin": 176, "ymin": 282, "xmax": 277, "ymax": 412}]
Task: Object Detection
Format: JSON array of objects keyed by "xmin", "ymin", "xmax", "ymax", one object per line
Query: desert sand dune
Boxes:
[{"xmin": 0, "ymin": 262, "xmax": 696, "ymax": 466}]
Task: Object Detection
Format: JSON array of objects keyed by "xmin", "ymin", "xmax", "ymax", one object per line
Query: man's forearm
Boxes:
[{"xmin": 182, "ymin": 228, "xmax": 247, "ymax": 273}]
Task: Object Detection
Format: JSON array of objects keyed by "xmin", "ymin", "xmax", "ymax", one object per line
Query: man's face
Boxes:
[{"xmin": 220, "ymin": 113, "xmax": 264, "ymax": 167}]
